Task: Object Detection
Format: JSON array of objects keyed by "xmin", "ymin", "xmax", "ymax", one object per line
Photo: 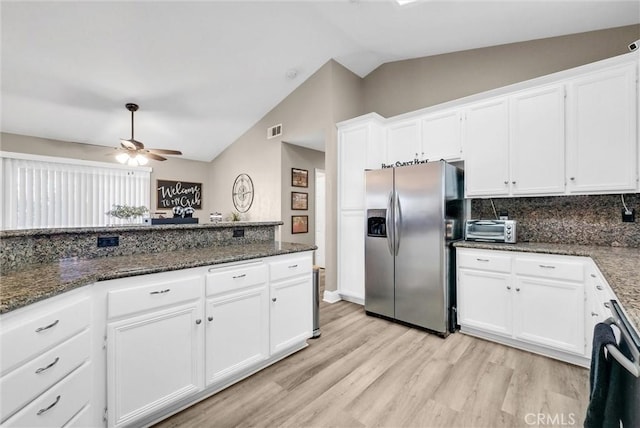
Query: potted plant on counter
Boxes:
[{"xmin": 106, "ymin": 204, "xmax": 149, "ymax": 225}]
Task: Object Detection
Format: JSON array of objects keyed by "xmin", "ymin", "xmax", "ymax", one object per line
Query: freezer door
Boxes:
[
  {"xmin": 364, "ymin": 168, "xmax": 395, "ymax": 318},
  {"xmin": 394, "ymin": 162, "xmax": 447, "ymax": 332}
]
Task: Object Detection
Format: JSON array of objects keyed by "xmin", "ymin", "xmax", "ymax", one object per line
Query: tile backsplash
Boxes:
[{"xmin": 471, "ymin": 194, "xmax": 640, "ymax": 247}]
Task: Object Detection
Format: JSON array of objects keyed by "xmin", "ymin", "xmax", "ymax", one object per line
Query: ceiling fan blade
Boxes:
[
  {"xmin": 120, "ymin": 138, "xmax": 144, "ymax": 150},
  {"xmin": 147, "ymin": 148, "xmax": 183, "ymax": 155},
  {"xmin": 145, "ymin": 152, "xmax": 167, "ymax": 161}
]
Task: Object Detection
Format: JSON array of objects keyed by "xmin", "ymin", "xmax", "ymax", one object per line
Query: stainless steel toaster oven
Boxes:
[{"xmin": 464, "ymin": 219, "xmax": 517, "ymax": 243}]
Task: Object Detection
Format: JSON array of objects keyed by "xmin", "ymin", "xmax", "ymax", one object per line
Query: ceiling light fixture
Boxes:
[
  {"xmin": 115, "ymin": 103, "xmax": 182, "ymax": 165},
  {"xmin": 396, "ymin": 0, "xmax": 418, "ymax": 5}
]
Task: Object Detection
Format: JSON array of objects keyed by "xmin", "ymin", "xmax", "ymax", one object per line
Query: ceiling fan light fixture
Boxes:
[
  {"xmin": 135, "ymin": 154, "xmax": 149, "ymax": 166},
  {"xmin": 116, "ymin": 152, "xmax": 130, "ymax": 164}
]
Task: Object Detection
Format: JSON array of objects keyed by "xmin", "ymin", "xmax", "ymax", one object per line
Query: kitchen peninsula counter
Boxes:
[
  {"xmin": 454, "ymin": 241, "xmax": 640, "ymax": 331},
  {"xmin": 0, "ymin": 241, "xmax": 315, "ymax": 314}
]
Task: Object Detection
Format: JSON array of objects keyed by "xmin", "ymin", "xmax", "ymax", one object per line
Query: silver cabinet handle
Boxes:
[
  {"xmin": 288, "ymin": 265, "xmax": 298, "ymax": 269},
  {"xmin": 503, "ymin": 181, "xmax": 508, "ymax": 185},
  {"xmin": 590, "ymin": 273, "xmax": 596, "ymax": 278},
  {"xmin": 476, "ymin": 258, "xmax": 490, "ymax": 262},
  {"xmin": 570, "ymin": 177, "xmax": 575, "ymax": 181},
  {"xmin": 208, "ymin": 316, "xmax": 213, "ymax": 322},
  {"xmin": 35, "ymin": 320, "xmax": 59, "ymax": 333},
  {"xmin": 604, "ymin": 302, "xmax": 611, "ymax": 309},
  {"xmin": 233, "ymin": 274, "xmax": 246, "ymax": 279},
  {"xmin": 150, "ymin": 289, "xmax": 170, "ymax": 295},
  {"xmin": 37, "ymin": 395, "xmax": 61, "ymax": 415},
  {"xmin": 195, "ymin": 319, "xmax": 202, "ymax": 325},
  {"xmin": 272, "ymin": 298, "xmax": 277, "ymax": 302},
  {"xmin": 512, "ymin": 181, "xmax": 516, "ymax": 185},
  {"xmin": 591, "ymin": 312, "xmax": 599, "ymax": 317},
  {"xmin": 516, "ymin": 288, "xmax": 521, "ymax": 292},
  {"xmin": 538, "ymin": 264, "xmax": 556, "ymax": 269},
  {"xmin": 506, "ymin": 286, "xmax": 511, "ymax": 290},
  {"xmin": 596, "ymin": 285, "xmax": 604, "ymax": 290},
  {"xmin": 35, "ymin": 357, "xmax": 60, "ymax": 374}
]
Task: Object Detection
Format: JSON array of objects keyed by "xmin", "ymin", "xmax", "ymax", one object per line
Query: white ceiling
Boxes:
[{"xmin": 2, "ymin": 1, "xmax": 638, "ymax": 161}]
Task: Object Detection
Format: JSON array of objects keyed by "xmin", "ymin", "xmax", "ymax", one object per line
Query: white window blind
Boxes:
[{"xmin": 1, "ymin": 152, "xmax": 151, "ymax": 229}]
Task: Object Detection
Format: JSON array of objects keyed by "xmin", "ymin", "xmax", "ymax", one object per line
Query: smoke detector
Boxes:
[{"xmin": 267, "ymin": 123, "xmax": 282, "ymax": 139}]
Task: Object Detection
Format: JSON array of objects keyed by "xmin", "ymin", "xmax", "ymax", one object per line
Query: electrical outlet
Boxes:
[
  {"xmin": 233, "ymin": 228, "xmax": 245, "ymax": 238},
  {"xmin": 97, "ymin": 236, "xmax": 119, "ymax": 247},
  {"xmin": 622, "ymin": 208, "xmax": 636, "ymax": 223}
]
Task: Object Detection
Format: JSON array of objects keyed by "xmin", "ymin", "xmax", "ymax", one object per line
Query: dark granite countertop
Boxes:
[
  {"xmin": 453, "ymin": 241, "xmax": 640, "ymax": 332},
  {"xmin": 0, "ymin": 221, "xmax": 283, "ymax": 238},
  {"xmin": 0, "ymin": 241, "xmax": 315, "ymax": 314}
]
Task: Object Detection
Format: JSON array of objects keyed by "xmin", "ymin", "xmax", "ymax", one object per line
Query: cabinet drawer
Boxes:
[
  {"xmin": 1, "ymin": 297, "xmax": 90, "ymax": 375},
  {"xmin": 108, "ymin": 275, "xmax": 202, "ymax": 319},
  {"xmin": 457, "ymin": 251, "xmax": 511, "ymax": 273},
  {"xmin": 514, "ymin": 257, "xmax": 584, "ymax": 282},
  {"xmin": 206, "ymin": 263, "xmax": 267, "ymax": 296},
  {"xmin": 2, "ymin": 363, "xmax": 91, "ymax": 428},
  {"xmin": 270, "ymin": 256, "xmax": 312, "ymax": 282},
  {"xmin": 0, "ymin": 330, "xmax": 90, "ymax": 422}
]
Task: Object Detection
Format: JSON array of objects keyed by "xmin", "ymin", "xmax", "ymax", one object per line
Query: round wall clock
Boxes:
[{"xmin": 232, "ymin": 173, "xmax": 254, "ymax": 213}]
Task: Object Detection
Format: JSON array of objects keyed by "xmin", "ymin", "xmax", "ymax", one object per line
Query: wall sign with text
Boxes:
[{"xmin": 157, "ymin": 180, "xmax": 202, "ymax": 209}]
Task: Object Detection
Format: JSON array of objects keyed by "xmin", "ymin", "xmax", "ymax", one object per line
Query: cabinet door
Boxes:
[
  {"xmin": 386, "ymin": 120, "xmax": 422, "ymax": 165},
  {"xmin": 510, "ymin": 85, "xmax": 566, "ymax": 195},
  {"xmin": 566, "ymin": 63, "xmax": 637, "ymax": 193},
  {"xmin": 337, "ymin": 210, "xmax": 365, "ymax": 304},
  {"xmin": 205, "ymin": 285, "xmax": 269, "ymax": 386},
  {"xmin": 457, "ymin": 269, "xmax": 512, "ymax": 337},
  {"xmin": 270, "ymin": 275, "xmax": 312, "ymax": 355},
  {"xmin": 464, "ymin": 98, "xmax": 510, "ymax": 197},
  {"xmin": 339, "ymin": 125, "xmax": 370, "ymax": 210},
  {"xmin": 421, "ymin": 110, "xmax": 463, "ymax": 161},
  {"xmin": 107, "ymin": 302, "xmax": 204, "ymax": 428},
  {"xmin": 513, "ymin": 277, "xmax": 584, "ymax": 355}
]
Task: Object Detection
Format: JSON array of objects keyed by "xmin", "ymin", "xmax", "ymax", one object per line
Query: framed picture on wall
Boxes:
[
  {"xmin": 291, "ymin": 192, "xmax": 308, "ymax": 210},
  {"xmin": 292, "ymin": 215, "xmax": 308, "ymax": 234},
  {"xmin": 291, "ymin": 168, "xmax": 308, "ymax": 188}
]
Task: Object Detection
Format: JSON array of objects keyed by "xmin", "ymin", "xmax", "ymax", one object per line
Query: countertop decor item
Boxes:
[
  {"xmin": 105, "ymin": 204, "xmax": 149, "ymax": 223},
  {"xmin": 232, "ymin": 173, "xmax": 254, "ymax": 213}
]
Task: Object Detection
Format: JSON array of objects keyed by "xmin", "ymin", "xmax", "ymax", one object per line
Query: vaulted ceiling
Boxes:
[{"xmin": 2, "ymin": 1, "xmax": 638, "ymax": 161}]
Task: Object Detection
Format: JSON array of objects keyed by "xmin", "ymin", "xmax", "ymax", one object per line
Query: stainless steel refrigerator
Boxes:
[{"xmin": 365, "ymin": 161, "xmax": 463, "ymax": 336}]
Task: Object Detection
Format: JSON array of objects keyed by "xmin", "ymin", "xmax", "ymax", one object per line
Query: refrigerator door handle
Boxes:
[
  {"xmin": 386, "ymin": 192, "xmax": 394, "ymax": 256},
  {"xmin": 394, "ymin": 190, "xmax": 402, "ymax": 256}
]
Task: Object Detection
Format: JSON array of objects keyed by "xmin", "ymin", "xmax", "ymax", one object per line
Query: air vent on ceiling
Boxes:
[{"xmin": 267, "ymin": 123, "xmax": 282, "ymax": 139}]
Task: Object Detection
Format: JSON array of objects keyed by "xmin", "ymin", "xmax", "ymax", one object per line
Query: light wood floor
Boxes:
[{"xmin": 155, "ymin": 270, "xmax": 589, "ymax": 428}]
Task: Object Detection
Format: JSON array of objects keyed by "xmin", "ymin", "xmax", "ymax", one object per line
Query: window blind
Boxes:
[{"xmin": 1, "ymin": 152, "xmax": 151, "ymax": 229}]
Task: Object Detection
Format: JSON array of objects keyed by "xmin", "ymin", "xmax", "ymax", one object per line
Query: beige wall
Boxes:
[
  {"xmin": 280, "ymin": 143, "xmax": 325, "ymax": 247},
  {"xmin": 0, "ymin": 132, "xmax": 213, "ymax": 218},
  {"xmin": 363, "ymin": 24, "xmax": 640, "ymax": 117}
]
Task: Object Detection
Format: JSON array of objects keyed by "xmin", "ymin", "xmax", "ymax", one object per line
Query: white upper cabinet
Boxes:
[
  {"xmin": 421, "ymin": 109, "xmax": 463, "ymax": 161},
  {"xmin": 566, "ymin": 63, "xmax": 638, "ymax": 193},
  {"xmin": 464, "ymin": 98, "xmax": 510, "ymax": 197},
  {"xmin": 338, "ymin": 118, "xmax": 384, "ymax": 211},
  {"xmin": 509, "ymin": 85, "xmax": 566, "ymax": 195},
  {"xmin": 386, "ymin": 119, "xmax": 422, "ymax": 165}
]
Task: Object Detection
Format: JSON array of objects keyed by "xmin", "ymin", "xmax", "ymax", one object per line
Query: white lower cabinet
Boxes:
[
  {"xmin": 457, "ymin": 248, "xmax": 588, "ymax": 366},
  {"xmin": 106, "ymin": 274, "xmax": 204, "ymax": 428},
  {"xmin": 205, "ymin": 262, "xmax": 269, "ymax": 386},
  {"xmin": 269, "ymin": 254, "xmax": 313, "ymax": 355}
]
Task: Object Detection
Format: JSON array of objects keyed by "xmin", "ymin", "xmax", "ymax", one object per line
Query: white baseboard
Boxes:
[
  {"xmin": 323, "ymin": 290, "xmax": 342, "ymax": 303},
  {"xmin": 340, "ymin": 294, "xmax": 364, "ymax": 306}
]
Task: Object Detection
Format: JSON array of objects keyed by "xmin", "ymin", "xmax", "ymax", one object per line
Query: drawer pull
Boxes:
[
  {"xmin": 208, "ymin": 316, "xmax": 213, "ymax": 322},
  {"xmin": 538, "ymin": 264, "xmax": 556, "ymax": 269},
  {"xmin": 272, "ymin": 297, "xmax": 277, "ymax": 302},
  {"xmin": 196, "ymin": 319, "xmax": 202, "ymax": 325},
  {"xmin": 604, "ymin": 302, "xmax": 611, "ymax": 309},
  {"xmin": 516, "ymin": 287, "xmax": 521, "ymax": 292},
  {"xmin": 590, "ymin": 273, "xmax": 597, "ymax": 278},
  {"xmin": 591, "ymin": 312, "xmax": 599, "ymax": 317},
  {"xmin": 596, "ymin": 285, "xmax": 604, "ymax": 291},
  {"xmin": 288, "ymin": 264, "xmax": 299, "ymax": 269},
  {"xmin": 476, "ymin": 258, "xmax": 490, "ymax": 262},
  {"xmin": 149, "ymin": 289, "xmax": 171, "ymax": 295},
  {"xmin": 35, "ymin": 357, "xmax": 60, "ymax": 374},
  {"xmin": 35, "ymin": 319, "xmax": 59, "ymax": 333},
  {"xmin": 233, "ymin": 274, "xmax": 247, "ymax": 279},
  {"xmin": 506, "ymin": 286, "xmax": 511, "ymax": 290},
  {"xmin": 37, "ymin": 395, "xmax": 61, "ymax": 416}
]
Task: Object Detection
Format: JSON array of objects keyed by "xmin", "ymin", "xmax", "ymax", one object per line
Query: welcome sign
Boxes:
[{"xmin": 157, "ymin": 180, "xmax": 202, "ymax": 209}]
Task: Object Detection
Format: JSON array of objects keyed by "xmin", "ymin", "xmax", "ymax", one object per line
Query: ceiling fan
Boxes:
[{"xmin": 115, "ymin": 103, "xmax": 182, "ymax": 165}]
